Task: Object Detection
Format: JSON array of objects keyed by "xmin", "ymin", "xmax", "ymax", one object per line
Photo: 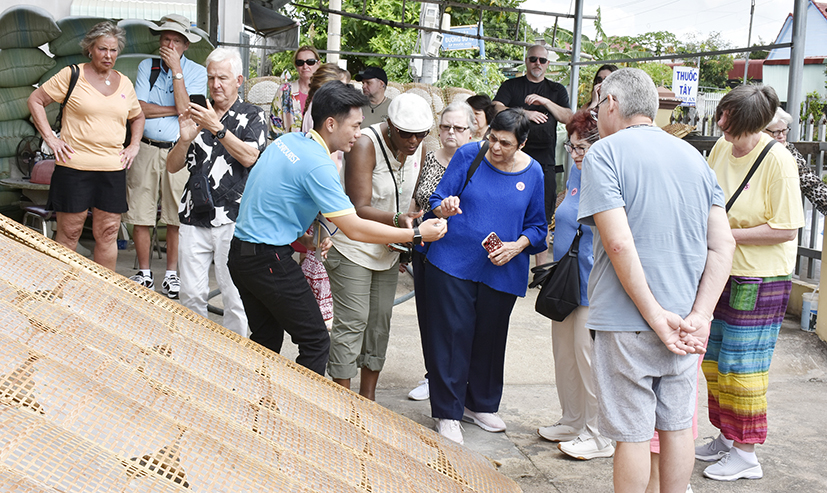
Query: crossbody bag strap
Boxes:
[
  {"xmin": 458, "ymin": 140, "xmax": 490, "ymax": 197},
  {"xmin": 367, "ymin": 125, "xmax": 400, "ymax": 212},
  {"xmin": 726, "ymin": 140, "xmax": 776, "ymax": 212},
  {"xmin": 54, "ymin": 64, "xmax": 80, "ymax": 134}
]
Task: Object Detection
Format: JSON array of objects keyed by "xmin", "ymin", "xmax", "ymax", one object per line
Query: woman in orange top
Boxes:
[{"xmin": 28, "ymin": 21, "xmax": 144, "ymax": 270}]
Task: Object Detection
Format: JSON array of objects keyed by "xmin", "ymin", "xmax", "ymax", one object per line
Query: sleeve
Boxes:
[
  {"xmin": 240, "ymin": 106, "xmax": 268, "ymax": 153},
  {"xmin": 553, "ymin": 82, "xmax": 570, "ymax": 108},
  {"xmin": 269, "ymin": 83, "xmax": 292, "ymax": 138},
  {"xmin": 134, "ymin": 58, "xmax": 152, "ymax": 102},
  {"xmin": 577, "ymin": 143, "xmax": 625, "ymax": 225},
  {"xmin": 790, "ymin": 143, "xmax": 827, "ymax": 215},
  {"xmin": 766, "ymin": 152, "xmax": 806, "ymax": 230},
  {"xmin": 493, "ymin": 79, "xmax": 514, "ymax": 107},
  {"xmin": 40, "ymin": 65, "xmax": 72, "ymax": 104},
  {"xmin": 307, "ymin": 164, "xmax": 356, "ymax": 217},
  {"xmin": 429, "ymin": 144, "xmax": 475, "ymax": 211},
  {"xmin": 123, "ymin": 78, "xmax": 142, "ymax": 120},
  {"xmin": 521, "ymin": 162, "xmax": 550, "ymax": 254},
  {"xmin": 184, "ymin": 63, "xmax": 207, "ymax": 96}
]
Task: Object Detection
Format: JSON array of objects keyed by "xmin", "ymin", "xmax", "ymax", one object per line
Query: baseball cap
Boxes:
[
  {"xmin": 355, "ymin": 67, "xmax": 388, "ymax": 86},
  {"xmin": 388, "ymin": 93, "xmax": 433, "ymax": 133}
]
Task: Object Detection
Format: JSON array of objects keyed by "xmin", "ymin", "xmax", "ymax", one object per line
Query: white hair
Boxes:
[
  {"xmin": 600, "ymin": 68, "xmax": 659, "ymax": 121},
  {"xmin": 440, "ymin": 102, "xmax": 477, "ymax": 134},
  {"xmin": 205, "ymin": 47, "xmax": 243, "ymax": 78},
  {"xmin": 768, "ymin": 107, "xmax": 793, "ymax": 128}
]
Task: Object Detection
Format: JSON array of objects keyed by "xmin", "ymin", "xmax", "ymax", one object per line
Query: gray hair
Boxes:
[
  {"xmin": 599, "ymin": 68, "xmax": 658, "ymax": 121},
  {"xmin": 768, "ymin": 107, "xmax": 793, "ymax": 128},
  {"xmin": 205, "ymin": 47, "xmax": 243, "ymax": 79},
  {"xmin": 80, "ymin": 22, "xmax": 126, "ymax": 58},
  {"xmin": 440, "ymin": 102, "xmax": 477, "ymax": 135}
]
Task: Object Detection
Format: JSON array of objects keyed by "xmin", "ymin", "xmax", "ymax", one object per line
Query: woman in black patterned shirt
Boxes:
[
  {"xmin": 407, "ymin": 101, "xmax": 476, "ymax": 401},
  {"xmin": 766, "ymin": 107, "xmax": 827, "ymax": 215}
]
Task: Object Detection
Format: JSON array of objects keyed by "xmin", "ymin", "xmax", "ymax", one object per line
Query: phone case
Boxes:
[{"xmin": 482, "ymin": 232, "xmax": 503, "ymax": 253}]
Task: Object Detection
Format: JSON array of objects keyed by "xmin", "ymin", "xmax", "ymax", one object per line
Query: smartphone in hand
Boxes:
[
  {"xmin": 189, "ymin": 94, "xmax": 208, "ymax": 107},
  {"xmin": 482, "ymin": 232, "xmax": 503, "ymax": 253}
]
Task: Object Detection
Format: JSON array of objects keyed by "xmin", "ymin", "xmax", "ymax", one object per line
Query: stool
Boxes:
[{"xmin": 22, "ymin": 205, "xmax": 55, "ymax": 236}]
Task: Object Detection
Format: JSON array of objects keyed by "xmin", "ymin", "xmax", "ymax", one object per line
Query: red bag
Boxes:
[{"xmin": 30, "ymin": 159, "xmax": 55, "ymax": 185}]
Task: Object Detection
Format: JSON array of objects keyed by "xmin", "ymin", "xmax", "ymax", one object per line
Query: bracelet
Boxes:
[{"xmin": 393, "ymin": 212, "xmax": 401, "ymax": 228}]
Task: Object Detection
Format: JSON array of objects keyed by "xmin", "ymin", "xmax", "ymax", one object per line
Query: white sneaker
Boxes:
[
  {"xmin": 686, "ymin": 485, "xmax": 694, "ymax": 493},
  {"xmin": 537, "ymin": 422, "xmax": 580, "ymax": 442},
  {"xmin": 407, "ymin": 379, "xmax": 429, "ymax": 401},
  {"xmin": 129, "ymin": 271, "xmax": 154, "ymax": 289},
  {"xmin": 703, "ymin": 451, "xmax": 763, "ymax": 481},
  {"xmin": 695, "ymin": 434, "xmax": 732, "ymax": 461},
  {"xmin": 558, "ymin": 433, "xmax": 615, "ymax": 460},
  {"xmin": 462, "ymin": 408, "xmax": 506, "ymax": 432},
  {"xmin": 162, "ymin": 273, "xmax": 180, "ymax": 299},
  {"xmin": 435, "ymin": 419, "xmax": 463, "ymax": 445}
]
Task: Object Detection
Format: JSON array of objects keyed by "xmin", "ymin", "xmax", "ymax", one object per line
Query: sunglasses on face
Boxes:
[
  {"xmin": 394, "ymin": 126, "xmax": 429, "ymax": 140},
  {"xmin": 439, "ymin": 124, "xmax": 469, "ymax": 133},
  {"xmin": 295, "ymin": 58, "xmax": 318, "ymax": 67},
  {"xmin": 528, "ymin": 56, "xmax": 549, "ymax": 64}
]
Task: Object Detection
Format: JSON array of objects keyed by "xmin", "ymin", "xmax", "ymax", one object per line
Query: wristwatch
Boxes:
[
  {"xmin": 412, "ymin": 226, "xmax": 422, "ymax": 245},
  {"xmin": 215, "ymin": 124, "xmax": 227, "ymax": 140},
  {"xmin": 173, "ymin": 72, "xmax": 184, "ymax": 80}
]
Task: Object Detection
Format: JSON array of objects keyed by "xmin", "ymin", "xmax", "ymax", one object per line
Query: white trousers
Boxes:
[
  {"xmin": 551, "ymin": 305, "xmax": 599, "ymax": 436},
  {"xmin": 179, "ymin": 223, "xmax": 248, "ymax": 337}
]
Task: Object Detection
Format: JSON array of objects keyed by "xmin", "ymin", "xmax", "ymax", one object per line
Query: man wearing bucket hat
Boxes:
[
  {"xmin": 123, "ymin": 14, "xmax": 206, "ymax": 299},
  {"xmin": 326, "ymin": 93, "xmax": 433, "ymax": 400},
  {"xmin": 356, "ymin": 67, "xmax": 392, "ymax": 128}
]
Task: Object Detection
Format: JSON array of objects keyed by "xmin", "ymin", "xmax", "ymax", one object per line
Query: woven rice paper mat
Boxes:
[{"xmin": 0, "ymin": 214, "xmax": 521, "ymax": 492}]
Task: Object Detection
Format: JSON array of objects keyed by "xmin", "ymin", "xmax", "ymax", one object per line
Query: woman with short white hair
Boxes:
[{"xmin": 765, "ymin": 107, "xmax": 827, "ymax": 214}]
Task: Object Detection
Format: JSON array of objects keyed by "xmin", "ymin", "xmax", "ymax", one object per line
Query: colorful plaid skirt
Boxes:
[{"xmin": 703, "ymin": 274, "xmax": 791, "ymax": 444}]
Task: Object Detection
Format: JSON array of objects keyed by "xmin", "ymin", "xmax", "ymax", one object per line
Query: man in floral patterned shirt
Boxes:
[{"xmin": 167, "ymin": 48, "xmax": 267, "ymax": 337}]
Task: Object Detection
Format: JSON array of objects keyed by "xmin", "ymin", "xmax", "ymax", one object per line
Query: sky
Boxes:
[{"xmin": 520, "ymin": 0, "xmax": 796, "ymax": 49}]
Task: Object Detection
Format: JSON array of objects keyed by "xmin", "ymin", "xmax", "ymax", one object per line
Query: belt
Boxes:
[
  {"xmin": 141, "ymin": 137, "xmax": 176, "ymax": 149},
  {"xmin": 233, "ymin": 237, "xmax": 294, "ymax": 257}
]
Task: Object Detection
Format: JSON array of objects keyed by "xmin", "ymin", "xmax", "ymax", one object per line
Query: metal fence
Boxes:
[{"xmin": 673, "ymin": 108, "xmax": 826, "ymax": 283}]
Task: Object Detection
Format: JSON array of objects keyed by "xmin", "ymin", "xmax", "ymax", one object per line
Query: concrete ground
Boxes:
[{"xmin": 111, "ymin": 241, "xmax": 827, "ymax": 493}]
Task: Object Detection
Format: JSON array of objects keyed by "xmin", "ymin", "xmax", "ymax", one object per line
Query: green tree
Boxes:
[{"xmin": 680, "ymin": 32, "xmax": 734, "ymax": 90}]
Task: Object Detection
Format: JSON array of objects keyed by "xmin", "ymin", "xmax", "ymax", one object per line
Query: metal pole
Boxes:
[
  {"xmin": 327, "ymin": 0, "xmax": 342, "ymax": 65},
  {"xmin": 787, "ymin": 0, "xmax": 808, "ymax": 141},
  {"xmin": 742, "ymin": 0, "xmax": 755, "ymax": 84},
  {"xmin": 569, "ymin": 0, "xmax": 583, "ymax": 111}
]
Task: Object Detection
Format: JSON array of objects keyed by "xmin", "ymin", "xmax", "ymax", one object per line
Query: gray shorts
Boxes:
[{"xmin": 593, "ymin": 330, "xmax": 699, "ymax": 443}]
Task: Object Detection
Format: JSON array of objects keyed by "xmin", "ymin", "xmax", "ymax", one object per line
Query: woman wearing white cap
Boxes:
[{"xmin": 325, "ymin": 93, "xmax": 434, "ymax": 400}]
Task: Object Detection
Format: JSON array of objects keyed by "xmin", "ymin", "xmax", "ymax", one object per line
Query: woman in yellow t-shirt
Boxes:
[
  {"xmin": 28, "ymin": 22, "xmax": 144, "ymax": 270},
  {"xmin": 697, "ymin": 85, "xmax": 804, "ymax": 482}
]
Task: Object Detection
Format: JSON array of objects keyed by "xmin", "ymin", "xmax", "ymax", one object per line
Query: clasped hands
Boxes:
[{"xmin": 650, "ymin": 309, "xmax": 711, "ymax": 356}]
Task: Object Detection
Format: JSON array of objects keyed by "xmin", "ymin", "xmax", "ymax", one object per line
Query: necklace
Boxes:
[
  {"xmin": 625, "ymin": 123, "xmax": 652, "ymax": 130},
  {"xmin": 370, "ymin": 97, "xmax": 386, "ymax": 113},
  {"xmin": 98, "ymin": 70, "xmax": 111, "ymax": 86}
]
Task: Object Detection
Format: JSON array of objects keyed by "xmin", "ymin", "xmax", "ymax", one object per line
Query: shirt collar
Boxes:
[{"xmin": 308, "ymin": 129, "xmax": 331, "ymax": 155}]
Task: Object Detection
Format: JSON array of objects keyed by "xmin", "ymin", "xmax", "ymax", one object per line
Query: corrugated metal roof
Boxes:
[{"xmin": 70, "ymin": 0, "xmax": 197, "ymax": 22}]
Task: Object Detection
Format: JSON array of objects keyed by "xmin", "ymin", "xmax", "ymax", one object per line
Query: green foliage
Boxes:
[
  {"xmin": 680, "ymin": 32, "xmax": 733, "ymax": 90},
  {"xmin": 434, "ymin": 58, "xmax": 506, "ymax": 96},
  {"xmin": 802, "ymin": 91, "xmax": 827, "ymax": 120}
]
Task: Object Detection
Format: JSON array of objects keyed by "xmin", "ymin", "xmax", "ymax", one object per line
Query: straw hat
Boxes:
[{"xmin": 150, "ymin": 14, "xmax": 201, "ymax": 43}]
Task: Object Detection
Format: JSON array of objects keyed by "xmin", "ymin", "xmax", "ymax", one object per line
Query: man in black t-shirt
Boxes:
[{"xmin": 494, "ymin": 44, "xmax": 572, "ymax": 259}]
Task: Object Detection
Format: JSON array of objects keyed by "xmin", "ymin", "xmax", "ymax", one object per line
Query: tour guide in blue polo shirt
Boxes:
[{"xmin": 229, "ymin": 81, "xmax": 447, "ymax": 375}]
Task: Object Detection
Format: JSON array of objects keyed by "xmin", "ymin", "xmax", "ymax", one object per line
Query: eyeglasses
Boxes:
[
  {"xmin": 590, "ymin": 96, "xmax": 616, "ymax": 121},
  {"xmin": 527, "ymin": 56, "xmax": 549, "ymax": 64},
  {"xmin": 439, "ymin": 124, "xmax": 469, "ymax": 133},
  {"xmin": 764, "ymin": 127, "xmax": 790, "ymax": 139},
  {"xmin": 393, "ymin": 125, "xmax": 429, "ymax": 140},
  {"xmin": 295, "ymin": 58, "xmax": 318, "ymax": 67},
  {"xmin": 487, "ymin": 134, "xmax": 518, "ymax": 150},
  {"xmin": 564, "ymin": 141, "xmax": 591, "ymax": 156}
]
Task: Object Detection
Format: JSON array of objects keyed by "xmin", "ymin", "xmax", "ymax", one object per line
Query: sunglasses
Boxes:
[
  {"xmin": 439, "ymin": 124, "xmax": 469, "ymax": 133},
  {"xmin": 295, "ymin": 58, "xmax": 318, "ymax": 67},
  {"xmin": 393, "ymin": 125, "xmax": 429, "ymax": 140},
  {"xmin": 590, "ymin": 96, "xmax": 617, "ymax": 121},
  {"xmin": 528, "ymin": 56, "xmax": 549, "ymax": 64}
]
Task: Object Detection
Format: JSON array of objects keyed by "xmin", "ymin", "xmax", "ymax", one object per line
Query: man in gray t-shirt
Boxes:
[{"xmin": 576, "ymin": 69, "xmax": 735, "ymax": 491}]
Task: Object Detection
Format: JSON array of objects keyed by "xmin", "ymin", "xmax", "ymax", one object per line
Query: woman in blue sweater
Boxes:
[{"xmin": 423, "ymin": 109, "xmax": 547, "ymax": 444}]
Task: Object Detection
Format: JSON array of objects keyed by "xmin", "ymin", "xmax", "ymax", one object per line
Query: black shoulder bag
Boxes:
[
  {"xmin": 368, "ymin": 125, "xmax": 413, "ymax": 263},
  {"xmin": 529, "ymin": 225, "xmax": 582, "ymax": 322}
]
